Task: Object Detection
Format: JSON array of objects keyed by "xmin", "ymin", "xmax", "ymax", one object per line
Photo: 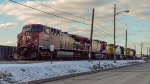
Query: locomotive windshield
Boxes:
[
  {"xmin": 22, "ymin": 27, "xmax": 31, "ymax": 32},
  {"xmin": 31, "ymin": 27, "xmax": 43, "ymax": 32},
  {"xmin": 23, "ymin": 26, "xmax": 43, "ymax": 32}
]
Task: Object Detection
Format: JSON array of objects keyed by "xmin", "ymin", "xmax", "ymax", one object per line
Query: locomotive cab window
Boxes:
[
  {"xmin": 22, "ymin": 27, "xmax": 31, "ymax": 32},
  {"xmin": 31, "ymin": 27, "xmax": 43, "ymax": 32},
  {"xmin": 51, "ymin": 28, "xmax": 54, "ymax": 32},
  {"xmin": 54, "ymin": 29, "xmax": 56, "ymax": 33},
  {"xmin": 51, "ymin": 28, "xmax": 55, "ymax": 35},
  {"xmin": 57, "ymin": 30, "xmax": 60, "ymax": 36},
  {"xmin": 57, "ymin": 31, "xmax": 59, "ymax": 34},
  {"xmin": 23, "ymin": 26, "xmax": 43, "ymax": 32}
]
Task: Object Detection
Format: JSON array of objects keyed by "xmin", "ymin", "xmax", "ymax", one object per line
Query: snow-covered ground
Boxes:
[{"xmin": 0, "ymin": 60, "xmax": 145, "ymax": 84}]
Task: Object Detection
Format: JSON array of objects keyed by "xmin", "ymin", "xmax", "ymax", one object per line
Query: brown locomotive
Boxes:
[{"xmin": 13, "ymin": 24, "xmax": 107, "ymax": 60}]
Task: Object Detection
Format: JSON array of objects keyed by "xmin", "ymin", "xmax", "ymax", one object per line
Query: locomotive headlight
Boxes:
[{"xmin": 27, "ymin": 36, "xmax": 31, "ymax": 40}]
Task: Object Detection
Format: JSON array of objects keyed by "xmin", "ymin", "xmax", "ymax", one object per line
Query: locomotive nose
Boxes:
[{"xmin": 26, "ymin": 32, "xmax": 39, "ymax": 47}]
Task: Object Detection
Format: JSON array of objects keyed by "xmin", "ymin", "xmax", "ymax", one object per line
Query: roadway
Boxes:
[{"xmin": 42, "ymin": 62, "xmax": 150, "ymax": 84}]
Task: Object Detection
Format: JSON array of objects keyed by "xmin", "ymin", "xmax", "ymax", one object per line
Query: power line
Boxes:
[
  {"xmin": 94, "ymin": 25, "xmax": 113, "ymax": 35},
  {"xmin": 9, "ymin": 0, "xmax": 90, "ymax": 25},
  {"xmin": 94, "ymin": 25, "xmax": 127, "ymax": 40},
  {"xmin": 30, "ymin": 0, "xmax": 129, "ymax": 42},
  {"xmin": 29, "ymin": 0, "xmax": 116, "ymax": 36},
  {"xmin": 95, "ymin": 26, "xmax": 134, "ymax": 47},
  {"xmin": 30, "ymin": 0, "xmax": 91, "ymax": 21},
  {"xmin": 9, "ymin": 0, "xmax": 115, "ymax": 37},
  {"xmin": 95, "ymin": 22, "xmax": 113, "ymax": 34}
]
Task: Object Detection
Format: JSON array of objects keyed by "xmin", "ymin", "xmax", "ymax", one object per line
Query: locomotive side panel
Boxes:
[
  {"xmin": 68, "ymin": 35, "xmax": 73, "ymax": 50},
  {"xmin": 61, "ymin": 33, "xmax": 68, "ymax": 50},
  {"xmin": 69, "ymin": 36, "xmax": 74, "ymax": 50},
  {"xmin": 92, "ymin": 40, "xmax": 98, "ymax": 52},
  {"xmin": 97, "ymin": 41, "xmax": 101, "ymax": 52},
  {"xmin": 106, "ymin": 44, "xmax": 115, "ymax": 59},
  {"xmin": 39, "ymin": 32, "xmax": 50, "ymax": 49},
  {"xmin": 126, "ymin": 48, "xmax": 131, "ymax": 59},
  {"xmin": 100, "ymin": 41, "xmax": 107, "ymax": 53},
  {"xmin": 51, "ymin": 32, "xmax": 60, "ymax": 50},
  {"xmin": 38, "ymin": 28, "xmax": 62, "ymax": 50}
]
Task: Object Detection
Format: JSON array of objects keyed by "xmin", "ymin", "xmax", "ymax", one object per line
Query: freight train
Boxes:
[{"xmin": 13, "ymin": 24, "xmax": 136, "ymax": 60}]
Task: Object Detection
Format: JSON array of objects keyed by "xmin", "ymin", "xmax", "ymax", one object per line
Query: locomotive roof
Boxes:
[
  {"xmin": 23, "ymin": 24, "xmax": 105, "ymax": 42},
  {"xmin": 68, "ymin": 34, "xmax": 88, "ymax": 39},
  {"xmin": 23, "ymin": 24, "xmax": 46, "ymax": 28},
  {"xmin": 108, "ymin": 44, "xmax": 117, "ymax": 47},
  {"xmin": 131, "ymin": 49, "xmax": 135, "ymax": 50},
  {"xmin": 107, "ymin": 44, "xmax": 124, "ymax": 49},
  {"xmin": 94, "ymin": 40, "xmax": 106, "ymax": 43},
  {"xmin": 23, "ymin": 24, "xmax": 61, "ymax": 31}
]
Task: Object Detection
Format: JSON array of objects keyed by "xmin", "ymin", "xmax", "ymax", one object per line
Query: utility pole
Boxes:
[
  {"xmin": 89, "ymin": 8, "xmax": 95, "ymax": 61},
  {"xmin": 114, "ymin": 4, "xmax": 116, "ymax": 63},
  {"xmin": 147, "ymin": 47, "xmax": 148, "ymax": 56},
  {"xmin": 134, "ymin": 45, "xmax": 136, "ymax": 60},
  {"xmin": 125, "ymin": 30, "xmax": 127, "ymax": 59},
  {"xmin": 113, "ymin": 4, "xmax": 129, "ymax": 63},
  {"xmin": 141, "ymin": 42, "xmax": 143, "ymax": 57},
  {"xmin": 147, "ymin": 47, "xmax": 149, "ymax": 59},
  {"xmin": 148, "ymin": 47, "xmax": 149, "ymax": 56},
  {"xmin": 148, "ymin": 48, "xmax": 150, "ymax": 57}
]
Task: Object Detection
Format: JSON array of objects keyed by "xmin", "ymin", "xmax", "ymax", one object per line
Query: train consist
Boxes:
[{"xmin": 13, "ymin": 24, "xmax": 136, "ymax": 60}]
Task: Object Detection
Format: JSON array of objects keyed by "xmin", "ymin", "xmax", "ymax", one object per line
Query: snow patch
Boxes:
[{"xmin": 0, "ymin": 60, "xmax": 145, "ymax": 84}]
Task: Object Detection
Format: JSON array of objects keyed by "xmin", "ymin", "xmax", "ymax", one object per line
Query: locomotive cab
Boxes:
[
  {"xmin": 19, "ymin": 24, "xmax": 43, "ymax": 48},
  {"xmin": 14, "ymin": 24, "xmax": 45, "ymax": 60},
  {"xmin": 14, "ymin": 24, "xmax": 62, "ymax": 60}
]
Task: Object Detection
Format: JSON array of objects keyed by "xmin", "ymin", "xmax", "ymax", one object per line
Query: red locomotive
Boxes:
[{"xmin": 13, "ymin": 24, "xmax": 107, "ymax": 60}]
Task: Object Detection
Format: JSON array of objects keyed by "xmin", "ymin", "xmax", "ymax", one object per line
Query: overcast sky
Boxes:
[{"xmin": 0, "ymin": 0, "xmax": 150, "ymax": 54}]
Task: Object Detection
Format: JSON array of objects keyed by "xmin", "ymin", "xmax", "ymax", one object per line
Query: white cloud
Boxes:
[
  {"xmin": 0, "ymin": 0, "xmax": 149, "ymax": 25},
  {"xmin": 0, "ymin": 0, "xmax": 148, "ymax": 29},
  {"xmin": 117, "ymin": 0, "xmax": 150, "ymax": 20},
  {"xmin": 145, "ymin": 34, "xmax": 150, "ymax": 39},
  {"xmin": 0, "ymin": 22, "xmax": 17, "ymax": 29}
]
